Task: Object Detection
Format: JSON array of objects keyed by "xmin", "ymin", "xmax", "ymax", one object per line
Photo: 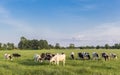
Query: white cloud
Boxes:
[
  {"xmin": 0, "ymin": 5, "xmax": 120, "ymax": 47},
  {"xmin": 73, "ymin": 22, "xmax": 120, "ymax": 46},
  {"xmin": 0, "ymin": 5, "xmax": 70, "ymax": 45}
]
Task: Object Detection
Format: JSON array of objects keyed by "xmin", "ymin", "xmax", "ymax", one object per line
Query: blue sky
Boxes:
[{"xmin": 0, "ymin": 0, "xmax": 120, "ymax": 46}]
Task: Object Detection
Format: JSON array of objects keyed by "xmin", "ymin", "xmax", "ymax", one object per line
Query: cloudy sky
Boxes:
[{"xmin": 0, "ymin": 0, "xmax": 120, "ymax": 46}]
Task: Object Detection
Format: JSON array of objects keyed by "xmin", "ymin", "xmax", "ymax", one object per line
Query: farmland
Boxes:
[{"xmin": 0, "ymin": 49, "xmax": 120, "ymax": 75}]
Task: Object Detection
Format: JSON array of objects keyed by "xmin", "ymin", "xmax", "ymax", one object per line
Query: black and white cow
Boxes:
[
  {"xmin": 34, "ymin": 53, "xmax": 55, "ymax": 62},
  {"xmin": 78, "ymin": 52, "xmax": 91, "ymax": 60},
  {"xmin": 101, "ymin": 53, "xmax": 109, "ymax": 61},
  {"xmin": 109, "ymin": 53, "xmax": 117, "ymax": 59},
  {"xmin": 12, "ymin": 53, "xmax": 21, "ymax": 58},
  {"xmin": 70, "ymin": 52, "xmax": 75, "ymax": 60},
  {"xmin": 78, "ymin": 52, "xmax": 84, "ymax": 59},
  {"xmin": 34, "ymin": 54, "xmax": 42, "ymax": 62},
  {"xmin": 92, "ymin": 52, "xmax": 99, "ymax": 60},
  {"xmin": 4, "ymin": 53, "xmax": 12, "ymax": 60}
]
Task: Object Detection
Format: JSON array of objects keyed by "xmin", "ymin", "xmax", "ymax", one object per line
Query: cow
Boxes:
[
  {"xmin": 44, "ymin": 53, "xmax": 55, "ymax": 60},
  {"xmin": 33, "ymin": 54, "xmax": 42, "ymax": 62},
  {"xmin": 78, "ymin": 52, "xmax": 84, "ymax": 59},
  {"xmin": 50, "ymin": 53, "xmax": 66, "ymax": 66},
  {"xmin": 78, "ymin": 52, "xmax": 90, "ymax": 60},
  {"xmin": 92, "ymin": 52, "xmax": 99, "ymax": 60},
  {"xmin": 34, "ymin": 53, "xmax": 55, "ymax": 62},
  {"xmin": 12, "ymin": 53, "xmax": 21, "ymax": 58},
  {"xmin": 4, "ymin": 53, "xmax": 12, "ymax": 60},
  {"xmin": 70, "ymin": 52, "xmax": 75, "ymax": 60},
  {"xmin": 109, "ymin": 53, "xmax": 117, "ymax": 59},
  {"xmin": 84, "ymin": 52, "xmax": 91, "ymax": 60},
  {"xmin": 40, "ymin": 53, "xmax": 55, "ymax": 61},
  {"xmin": 101, "ymin": 53, "xmax": 109, "ymax": 61}
]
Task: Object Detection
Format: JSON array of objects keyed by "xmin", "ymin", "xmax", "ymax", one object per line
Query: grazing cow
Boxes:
[
  {"xmin": 4, "ymin": 53, "xmax": 12, "ymax": 60},
  {"xmin": 92, "ymin": 52, "xmax": 99, "ymax": 60},
  {"xmin": 40, "ymin": 53, "xmax": 46, "ymax": 61},
  {"xmin": 78, "ymin": 52, "xmax": 90, "ymax": 60},
  {"xmin": 35, "ymin": 53, "xmax": 55, "ymax": 62},
  {"xmin": 50, "ymin": 53, "xmax": 66, "ymax": 66},
  {"xmin": 33, "ymin": 54, "xmax": 42, "ymax": 62},
  {"xmin": 84, "ymin": 52, "xmax": 91, "ymax": 60},
  {"xmin": 12, "ymin": 53, "xmax": 21, "ymax": 58},
  {"xmin": 78, "ymin": 52, "xmax": 84, "ymax": 59},
  {"xmin": 44, "ymin": 53, "xmax": 55, "ymax": 60},
  {"xmin": 70, "ymin": 52, "xmax": 75, "ymax": 60},
  {"xmin": 101, "ymin": 53, "xmax": 109, "ymax": 61},
  {"xmin": 109, "ymin": 53, "xmax": 117, "ymax": 59},
  {"xmin": 40, "ymin": 53, "xmax": 55, "ymax": 61}
]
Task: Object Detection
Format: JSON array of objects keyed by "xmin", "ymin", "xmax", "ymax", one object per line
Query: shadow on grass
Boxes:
[{"xmin": 18, "ymin": 59, "xmax": 50, "ymax": 66}]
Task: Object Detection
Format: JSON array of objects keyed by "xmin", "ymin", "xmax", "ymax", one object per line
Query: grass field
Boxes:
[{"xmin": 0, "ymin": 49, "xmax": 120, "ymax": 75}]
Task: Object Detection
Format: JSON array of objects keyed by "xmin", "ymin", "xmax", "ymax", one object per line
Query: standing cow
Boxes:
[
  {"xmin": 78, "ymin": 52, "xmax": 90, "ymax": 60},
  {"xmin": 34, "ymin": 54, "xmax": 42, "ymax": 62},
  {"xmin": 109, "ymin": 53, "xmax": 117, "ymax": 59},
  {"xmin": 12, "ymin": 53, "xmax": 21, "ymax": 58},
  {"xmin": 70, "ymin": 52, "xmax": 75, "ymax": 60},
  {"xmin": 78, "ymin": 52, "xmax": 84, "ymax": 60},
  {"xmin": 50, "ymin": 53, "xmax": 66, "ymax": 66},
  {"xmin": 101, "ymin": 53, "xmax": 109, "ymax": 61},
  {"xmin": 92, "ymin": 52, "xmax": 99, "ymax": 60},
  {"xmin": 4, "ymin": 53, "xmax": 12, "ymax": 60}
]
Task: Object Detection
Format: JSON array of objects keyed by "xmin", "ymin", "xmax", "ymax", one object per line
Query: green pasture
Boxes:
[{"xmin": 0, "ymin": 49, "xmax": 120, "ymax": 75}]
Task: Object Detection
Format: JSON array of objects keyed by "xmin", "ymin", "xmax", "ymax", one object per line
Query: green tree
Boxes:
[
  {"xmin": 105, "ymin": 44, "xmax": 110, "ymax": 49},
  {"xmin": 49, "ymin": 44, "xmax": 54, "ymax": 49},
  {"xmin": 69, "ymin": 43, "xmax": 75, "ymax": 49},
  {"xmin": 96, "ymin": 45, "xmax": 100, "ymax": 49},
  {"xmin": 2, "ymin": 44, "xmax": 7, "ymax": 50},
  {"xmin": 18, "ymin": 36, "xmax": 28, "ymax": 49},
  {"xmin": 55, "ymin": 43, "xmax": 60, "ymax": 49},
  {"xmin": 114, "ymin": 43, "xmax": 120, "ymax": 49},
  {"xmin": 38, "ymin": 40, "xmax": 49, "ymax": 49},
  {"xmin": 7, "ymin": 43, "xmax": 14, "ymax": 50},
  {"xmin": 30, "ymin": 39, "xmax": 39, "ymax": 50}
]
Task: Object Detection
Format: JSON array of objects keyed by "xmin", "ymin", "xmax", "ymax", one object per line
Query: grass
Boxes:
[{"xmin": 0, "ymin": 49, "xmax": 120, "ymax": 75}]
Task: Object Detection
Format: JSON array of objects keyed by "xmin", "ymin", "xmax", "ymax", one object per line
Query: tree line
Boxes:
[{"xmin": 0, "ymin": 36, "xmax": 120, "ymax": 50}]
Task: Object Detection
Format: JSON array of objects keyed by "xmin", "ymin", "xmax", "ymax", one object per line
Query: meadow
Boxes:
[{"xmin": 0, "ymin": 49, "xmax": 120, "ymax": 75}]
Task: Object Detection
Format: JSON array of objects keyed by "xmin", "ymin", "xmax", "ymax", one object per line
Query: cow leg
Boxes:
[
  {"xmin": 57, "ymin": 61, "xmax": 59, "ymax": 65},
  {"xmin": 71, "ymin": 55, "xmax": 74, "ymax": 60},
  {"xmin": 104, "ymin": 57, "xmax": 106, "ymax": 61}
]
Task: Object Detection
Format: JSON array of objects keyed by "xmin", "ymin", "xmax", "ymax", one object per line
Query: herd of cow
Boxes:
[
  {"xmin": 4, "ymin": 52, "xmax": 117, "ymax": 66},
  {"xmin": 71, "ymin": 52, "xmax": 117, "ymax": 61},
  {"xmin": 4, "ymin": 52, "xmax": 66, "ymax": 65},
  {"xmin": 34, "ymin": 53, "xmax": 66, "ymax": 65}
]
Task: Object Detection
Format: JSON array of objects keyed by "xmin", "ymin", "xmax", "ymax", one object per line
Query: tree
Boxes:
[
  {"xmin": 38, "ymin": 40, "xmax": 49, "ymax": 49},
  {"xmin": 105, "ymin": 44, "xmax": 110, "ymax": 49},
  {"xmin": 7, "ymin": 43, "xmax": 14, "ymax": 50},
  {"xmin": 55, "ymin": 43, "xmax": 60, "ymax": 49},
  {"xmin": 18, "ymin": 36, "xmax": 28, "ymax": 49},
  {"xmin": 96, "ymin": 45, "xmax": 100, "ymax": 49},
  {"xmin": 48, "ymin": 44, "xmax": 54, "ymax": 49},
  {"xmin": 30, "ymin": 39, "xmax": 39, "ymax": 50},
  {"xmin": 2, "ymin": 44, "xmax": 7, "ymax": 50},
  {"xmin": 43, "ymin": 40, "xmax": 49, "ymax": 49},
  {"xmin": 69, "ymin": 43, "xmax": 75, "ymax": 49}
]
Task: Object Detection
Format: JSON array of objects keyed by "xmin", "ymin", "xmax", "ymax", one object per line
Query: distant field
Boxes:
[{"xmin": 0, "ymin": 49, "xmax": 120, "ymax": 75}]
